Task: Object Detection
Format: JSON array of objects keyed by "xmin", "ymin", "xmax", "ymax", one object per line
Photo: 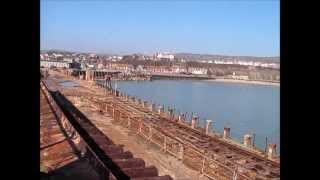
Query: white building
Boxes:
[
  {"xmin": 171, "ymin": 65, "xmax": 187, "ymax": 73},
  {"xmin": 40, "ymin": 60, "xmax": 70, "ymax": 68},
  {"xmin": 238, "ymin": 61, "xmax": 254, "ymax": 66},
  {"xmin": 63, "ymin": 57, "xmax": 73, "ymax": 63},
  {"xmin": 80, "ymin": 63, "xmax": 86, "ymax": 69},
  {"xmin": 230, "ymin": 72, "xmax": 249, "ymax": 80},
  {"xmin": 188, "ymin": 67, "xmax": 207, "ymax": 75},
  {"xmin": 97, "ymin": 63, "xmax": 105, "ymax": 69},
  {"xmin": 214, "ymin": 60, "xmax": 225, "ymax": 64},
  {"xmin": 231, "ymin": 75, "xmax": 249, "ymax": 80},
  {"xmin": 87, "ymin": 64, "xmax": 95, "ymax": 68},
  {"xmin": 154, "ymin": 52, "xmax": 174, "ymax": 61},
  {"xmin": 89, "ymin": 53, "xmax": 96, "ymax": 58},
  {"xmin": 52, "ymin": 53, "xmax": 63, "ymax": 58}
]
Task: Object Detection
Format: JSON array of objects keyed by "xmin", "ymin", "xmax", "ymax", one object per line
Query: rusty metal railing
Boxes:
[{"xmin": 41, "ymin": 80, "xmax": 172, "ymax": 180}]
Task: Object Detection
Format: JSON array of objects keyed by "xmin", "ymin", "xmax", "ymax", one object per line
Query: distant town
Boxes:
[{"xmin": 40, "ymin": 50, "xmax": 280, "ymax": 82}]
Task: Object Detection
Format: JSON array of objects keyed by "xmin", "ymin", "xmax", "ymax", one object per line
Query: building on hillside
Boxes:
[
  {"xmin": 147, "ymin": 65, "xmax": 170, "ymax": 73},
  {"xmin": 136, "ymin": 65, "xmax": 145, "ymax": 72},
  {"xmin": 106, "ymin": 63, "xmax": 134, "ymax": 71},
  {"xmin": 63, "ymin": 57, "xmax": 73, "ymax": 63},
  {"xmin": 154, "ymin": 52, "xmax": 175, "ymax": 61},
  {"xmin": 97, "ymin": 63, "xmax": 105, "ymax": 69},
  {"xmin": 229, "ymin": 72, "xmax": 249, "ymax": 80},
  {"xmin": 187, "ymin": 67, "xmax": 208, "ymax": 75},
  {"xmin": 171, "ymin": 65, "xmax": 187, "ymax": 73},
  {"xmin": 40, "ymin": 60, "xmax": 70, "ymax": 68},
  {"xmin": 87, "ymin": 64, "xmax": 95, "ymax": 69}
]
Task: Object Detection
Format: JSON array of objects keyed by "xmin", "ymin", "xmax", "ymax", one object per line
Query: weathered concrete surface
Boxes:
[{"xmin": 40, "ymin": 158, "xmax": 100, "ymax": 180}]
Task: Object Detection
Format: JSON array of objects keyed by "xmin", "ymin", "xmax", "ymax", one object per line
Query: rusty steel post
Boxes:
[
  {"xmin": 143, "ymin": 101, "xmax": 148, "ymax": 108},
  {"xmin": 166, "ymin": 107, "xmax": 170, "ymax": 118},
  {"xmin": 191, "ymin": 116, "xmax": 198, "ymax": 129},
  {"xmin": 158, "ymin": 106, "xmax": 163, "ymax": 115},
  {"xmin": 243, "ymin": 134, "xmax": 253, "ymax": 147},
  {"xmin": 205, "ymin": 120, "xmax": 212, "ymax": 135},
  {"xmin": 150, "ymin": 103, "xmax": 155, "ymax": 112},
  {"xmin": 267, "ymin": 144, "xmax": 277, "ymax": 159},
  {"xmin": 178, "ymin": 114, "xmax": 182, "ymax": 123},
  {"xmin": 168, "ymin": 108, "xmax": 173, "ymax": 119},
  {"xmin": 223, "ymin": 127, "xmax": 231, "ymax": 139}
]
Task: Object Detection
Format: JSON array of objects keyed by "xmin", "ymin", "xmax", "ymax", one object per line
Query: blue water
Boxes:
[{"xmin": 112, "ymin": 80, "xmax": 280, "ymax": 151}]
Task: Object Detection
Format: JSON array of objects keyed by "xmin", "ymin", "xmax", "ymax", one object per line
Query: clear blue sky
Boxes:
[{"xmin": 41, "ymin": 0, "xmax": 279, "ymax": 57}]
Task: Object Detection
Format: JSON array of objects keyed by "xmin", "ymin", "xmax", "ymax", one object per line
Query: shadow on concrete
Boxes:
[{"xmin": 40, "ymin": 157, "xmax": 100, "ymax": 180}]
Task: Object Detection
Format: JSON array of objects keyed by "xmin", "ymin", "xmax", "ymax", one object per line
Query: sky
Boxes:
[{"xmin": 41, "ymin": 0, "xmax": 279, "ymax": 57}]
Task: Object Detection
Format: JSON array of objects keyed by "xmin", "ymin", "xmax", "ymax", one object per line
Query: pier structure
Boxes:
[
  {"xmin": 63, "ymin": 68, "xmax": 152, "ymax": 81},
  {"xmin": 60, "ymin": 69, "xmax": 122, "ymax": 81},
  {"xmin": 93, "ymin": 80, "xmax": 281, "ymax": 179},
  {"xmin": 61, "ymin": 68, "xmax": 217, "ymax": 82},
  {"xmin": 48, "ymin": 69, "xmax": 280, "ymax": 180},
  {"xmin": 40, "ymin": 79, "xmax": 173, "ymax": 180}
]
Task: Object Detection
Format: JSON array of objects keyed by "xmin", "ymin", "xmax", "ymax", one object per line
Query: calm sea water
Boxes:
[{"xmin": 111, "ymin": 80, "xmax": 280, "ymax": 151}]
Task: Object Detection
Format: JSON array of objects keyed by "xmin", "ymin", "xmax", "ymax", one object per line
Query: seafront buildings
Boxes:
[
  {"xmin": 40, "ymin": 51, "xmax": 280, "ymax": 69},
  {"xmin": 40, "ymin": 50, "xmax": 280, "ymax": 82}
]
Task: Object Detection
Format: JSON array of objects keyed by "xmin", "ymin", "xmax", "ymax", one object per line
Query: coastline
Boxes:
[{"xmin": 205, "ymin": 78, "xmax": 280, "ymax": 87}]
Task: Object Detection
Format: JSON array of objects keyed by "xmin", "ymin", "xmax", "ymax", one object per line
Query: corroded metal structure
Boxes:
[
  {"xmin": 40, "ymin": 80, "xmax": 172, "ymax": 180},
  {"xmin": 90, "ymin": 81, "xmax": 280, "ymax": 180}
]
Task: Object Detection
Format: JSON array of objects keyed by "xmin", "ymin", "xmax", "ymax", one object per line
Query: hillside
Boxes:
[{"xmin": 174, "ymin": 53, "xmax": 280, "ymax": 63}]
